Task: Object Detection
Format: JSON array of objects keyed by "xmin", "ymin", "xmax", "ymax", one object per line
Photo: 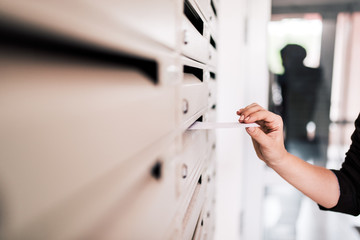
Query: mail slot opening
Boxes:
[
  {"xmin": 184, "ymin": 0, "xmax": 204, "ymax": 35},
  {"xmin": 122, "ymin": 56, "xmax": 158, "ymax": 85},
  {"xmin": 198, "ymin": 175, "xmax": 202, "ymax": 184},
  {"xmin": 151, "ymin": 160, "xmax": 162, "ymax": 180},
  {"xmin": 211, "ymin": 0, "xmax": 217, "ymax": 17},
  {"xmin": 0, "ymin": 19, "xmax": 159, "ymax": 84},
  {"xmin": 210, "ymin": 36, "xmax": 217, "ymax": 49},
  {"xmin": 196, "ymin": 116, "xmax": 203, "ymax": 122},
  {"xmin": 184, "ymin": 65, "xmax": 203, "ymax": 82}
]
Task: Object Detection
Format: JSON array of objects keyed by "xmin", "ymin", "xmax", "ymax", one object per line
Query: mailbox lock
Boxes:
[
  {"xmin": 182, "ymin": 99, "xmax": 189, "ymax": 114},
  {"xmin": 181, "ymin": 164, "xmax": 188, "ymax": 179},
  {"xmin": 183, "ymin": 29, "xmax": 189, "ymax": 45}
]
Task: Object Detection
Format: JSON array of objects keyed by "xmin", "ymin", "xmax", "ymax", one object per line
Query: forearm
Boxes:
[{"xmin": 269, "ymin": 152, "xmax": 340, "ymax": 208}]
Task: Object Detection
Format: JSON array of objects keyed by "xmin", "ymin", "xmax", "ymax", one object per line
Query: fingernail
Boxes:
[
  {"xmin": 245, "ymin": 116, "xmax": 250, "ymax": 121},
  {"xmin": 240, "ymin": 115, "xmax": 244, "ymax": 121},
  {"xmin": 246, "ymin": 127, "xmax": 255, "ymax": 133}
]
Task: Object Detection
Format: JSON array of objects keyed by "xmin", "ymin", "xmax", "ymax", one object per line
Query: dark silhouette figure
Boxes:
[{"xmin": 277, "ymin": 44, "xmax": 322, "ymax": 160}]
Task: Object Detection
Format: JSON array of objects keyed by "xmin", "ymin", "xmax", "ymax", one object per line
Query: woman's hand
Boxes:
[
  {"xmin": 237, "ymin": 103, "xmax": 340, "ymax": 209},
  {"xmin": 237, "ymin": 103, "xmax": 288, "ymax": 167}
]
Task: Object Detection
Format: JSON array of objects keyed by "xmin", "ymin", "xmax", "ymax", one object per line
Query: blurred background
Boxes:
[
  {"xmin": 217, "ymin": 0, "xmax": 360, "ymax": 240},
  {"xmin": 1, "ymin": 0, "xmax": 360, "ymax": 240}
]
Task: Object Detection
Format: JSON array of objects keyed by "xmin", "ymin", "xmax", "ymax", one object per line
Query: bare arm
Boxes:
[{"xmin": 237, "ymin": 103, "xmax": 339, "ymax": 208}]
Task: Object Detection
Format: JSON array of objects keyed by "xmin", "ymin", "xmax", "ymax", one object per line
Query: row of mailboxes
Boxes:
[
  {"xmin": 0, "ymin": 63, "xmax": 216, "ymax": 239},
  {"xmin": 0, "ymin": 0, "xmax": 218, "ymax": 239},
  {"xmin": 182, "ymin": 0, "xmax": 218, "ymax": 67},
  {"xmin": 0, "ymin": 48, "xmax": 217, "ymax": 240},
  {"xmin": 0, "ymin": 0, "xmax": 217, "ymax": 68}
]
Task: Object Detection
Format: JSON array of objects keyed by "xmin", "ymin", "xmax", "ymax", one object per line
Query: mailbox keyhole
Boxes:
[
  {"xmin": 182, "ymin": 164, "xmax": 188, "ymax": 179},
  {"xmin": 182, "ymin": 99, "xmax": 189, "ymax": 114}
]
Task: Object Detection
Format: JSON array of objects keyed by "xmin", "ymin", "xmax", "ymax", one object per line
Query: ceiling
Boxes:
[
  {"xmin": 272, "ymin": 0, "xmax": 360, "ymax": 15},
  {"xmin": 273, "ymin": 0, "xmax": 358, "ymax": 6}
]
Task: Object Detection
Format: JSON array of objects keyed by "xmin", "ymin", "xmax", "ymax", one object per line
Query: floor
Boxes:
[{"xmin": 263, "ymin": 174, "xmax": 360, "ymax": 240}]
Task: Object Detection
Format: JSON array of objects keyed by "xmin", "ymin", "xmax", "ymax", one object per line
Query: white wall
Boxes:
[
  {"xmin": 241, "ymin": 0, "xmax": 271, "ymax": 240},
  {"xmin": 215, "ymin": 0, "xmax": 271, "ymax": 239},
  {"xmin": 215, "ymin": 0, "xmax": 247, "ymax": 239}
]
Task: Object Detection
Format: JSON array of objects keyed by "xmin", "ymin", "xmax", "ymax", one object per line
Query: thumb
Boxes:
[{"xmin": 246, "ymin": 127, "xmax": 269, "ymax": 146}]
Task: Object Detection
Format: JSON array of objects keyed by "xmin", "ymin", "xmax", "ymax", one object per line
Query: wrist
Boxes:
[{"xmin": 266, "ymin": 150, "xmax": 290, "ymax": 169}]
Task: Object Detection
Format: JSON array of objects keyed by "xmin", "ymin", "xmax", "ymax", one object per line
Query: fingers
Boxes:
[
  {"xmin": 244, "ymin": 110, "xmax": 278, "ymax": 124},
  {"xmin": 237, "ymin": 103, "xmax": 263, "ymax": 120},
  {"xmin": 250, "ymin": 136, "xmax": 264, "ymax": 160},
  {"xmin": 237, "ymin": 103, "xmax": 281, "ymax": 126},
  {"xmin": 246, "ymin": 126, "xmax": 270, "ymax": 149},
  {"xmin": 237, "ymin": 103, "xmax": 286, "ymax": 165},
  {"xmin": 236, "ymin": 103, "xmax": 260, "ymax": 116}
]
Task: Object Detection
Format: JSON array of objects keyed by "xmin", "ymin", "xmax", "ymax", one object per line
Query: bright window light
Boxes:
[{"xmin": 268, "ymin": 16, "xmax": 323, "ymax": 74}]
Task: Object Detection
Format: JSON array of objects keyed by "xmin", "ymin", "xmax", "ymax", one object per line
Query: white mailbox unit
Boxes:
[{"xmin": 0, "ymin": 0, "xmax": 218, "ymax": 239}]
